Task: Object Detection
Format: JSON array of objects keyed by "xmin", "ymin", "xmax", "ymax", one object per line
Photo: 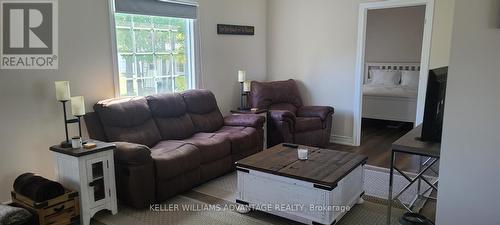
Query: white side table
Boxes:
[
  {"xmin": 50, "ymin": 140, "xmax": 118, "ymax": 225},
  {"xmin": 231, "ymin": 109, "xmax": 268, "ymax": 150}
]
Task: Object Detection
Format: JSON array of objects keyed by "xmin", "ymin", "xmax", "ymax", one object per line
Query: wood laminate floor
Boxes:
[{"xmin": 329, "ymin": 119, "xmax": 422, "ymax": 172}]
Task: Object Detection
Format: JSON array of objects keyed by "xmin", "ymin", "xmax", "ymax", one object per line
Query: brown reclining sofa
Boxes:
[{"xmin": 84, "ymin": 89, "xmax": 265, "ymax": 208}]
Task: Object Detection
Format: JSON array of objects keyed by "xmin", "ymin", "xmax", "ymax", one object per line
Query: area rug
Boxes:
[
  {"xmin": 92, "ymin": 165, "xmax": 419, "ymax": 225},
  {"xmin": 93, "ymin": 193, "xmax": 406, "ymax": 225}
]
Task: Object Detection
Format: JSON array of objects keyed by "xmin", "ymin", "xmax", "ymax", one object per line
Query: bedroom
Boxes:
[{"xmin": 357, "ymin": 5, "xmax": 427, "ymax": 168}]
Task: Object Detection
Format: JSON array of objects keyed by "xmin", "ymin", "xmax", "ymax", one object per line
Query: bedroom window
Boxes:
[{"xmin": 112, "ymin": 0, "xmax": 198, "ymax": 97}]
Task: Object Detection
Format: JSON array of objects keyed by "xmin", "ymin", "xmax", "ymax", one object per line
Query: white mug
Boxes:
[
  {"xmin": 71, "ymin": 137, "xmax": 82, "ymax": 149},
  {"xmin": 298, "ymin": 148, "xmax": 308, "ymax": 160}
]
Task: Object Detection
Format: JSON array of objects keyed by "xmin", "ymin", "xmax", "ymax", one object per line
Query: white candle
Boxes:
[
  {"xmin": 243, "ymin": 81, "xmax": 251, "ymax": 92},
  {"xmin": 55, "ymin": 81, "xmax": 71, "ymax": 101},
  {"xmin": 71, "ymin": 96, "xmax": 85, "ymax": 116},
  {"xmin": 298, "ymin": 148, "xmax": 308, "ymax": 160},
  {"xmin": 238, "ymin": 70, "xmax": 246, "ymax": 82}
]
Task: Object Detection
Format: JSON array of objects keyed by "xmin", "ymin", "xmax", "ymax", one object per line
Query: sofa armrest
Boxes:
[
  {"xmin": 112, "ymin": 142, "xmax": 155, "ymax": 209},
  {"xmin": 224, "ymin": 114, "xmax": 265, "ymax": 128},
  {"xmin": 113, "ymin": 142, "xmax": 152, "ymax": 166},
  {"xmin": 297, "ymin": 106, "xmax": 334, "ymax": 121}
]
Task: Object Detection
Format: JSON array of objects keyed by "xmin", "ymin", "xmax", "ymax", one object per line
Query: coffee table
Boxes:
[{"xmin": 235, "ymin": 144, "xmax": 367, "ymax": 225}]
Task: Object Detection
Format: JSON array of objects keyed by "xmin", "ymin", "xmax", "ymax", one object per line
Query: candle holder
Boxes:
[
  {"xmin": 238, "ymin": 82, "xmax": 251, "ymax": 110},
  {"xmin": 59, "ymin": 101, "xmax": 72, "ymax": 148},
  {"xmin": 59, "ymin": 101, "xmax": 84, "ymax": 148}
]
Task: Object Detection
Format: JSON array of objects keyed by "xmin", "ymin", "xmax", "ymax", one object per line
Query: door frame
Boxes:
[{"xmin": 353, "ymin": 0, "xmax": 435, "ymax": 146}]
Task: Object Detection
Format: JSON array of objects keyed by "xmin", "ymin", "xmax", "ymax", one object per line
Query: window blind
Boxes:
[{"xmin": 115, "ymin": 0, "xmax": 198, "ymax": 19}]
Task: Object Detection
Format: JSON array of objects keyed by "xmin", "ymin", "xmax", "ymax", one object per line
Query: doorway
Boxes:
[{"xmin": 353, "ymin": 0, "xmax": 435, "ymax": 146}]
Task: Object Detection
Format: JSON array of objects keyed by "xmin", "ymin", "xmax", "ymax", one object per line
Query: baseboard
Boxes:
[
  {"xmin": 2, "ymin": 200, "xmax": 12, "ymax": 205},
  {"xmin": 330, "ymin": 135, "xmax": 355, "ymax": 146}
]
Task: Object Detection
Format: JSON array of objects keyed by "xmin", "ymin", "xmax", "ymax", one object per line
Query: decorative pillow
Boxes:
[
  {"xmin": 369, "ymin": 70, "xmax": 401, "ymax": 86},
  {"xmin": 401, "ymin": 71, "xmax": 420, "ymax": 89}
]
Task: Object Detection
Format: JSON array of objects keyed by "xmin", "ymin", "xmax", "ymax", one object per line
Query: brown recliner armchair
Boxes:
[{"xmin": 250, "ymin": 79, "xmax": 334, "ymax": 148}]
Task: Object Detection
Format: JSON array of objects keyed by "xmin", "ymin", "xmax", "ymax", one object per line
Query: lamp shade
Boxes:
[
  {"xmin": 55, "ymin": 81, "xmax": 71, "ymax": 101},
  {"xmin": 238, "ymin": 70, "xmax": 246, "ymax": 82},
  {"xmin": 71, "ymin": 96, "xmax": 85, "ymax": 116},
  {"xmin": 243, "ymin": 81, "xmax": 251, "ymax": 92}
]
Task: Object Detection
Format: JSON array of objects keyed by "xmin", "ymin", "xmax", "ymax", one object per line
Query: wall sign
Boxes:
[{"xmin": 217, "ymin": 24, "xmax": 254, "ymax": 35}]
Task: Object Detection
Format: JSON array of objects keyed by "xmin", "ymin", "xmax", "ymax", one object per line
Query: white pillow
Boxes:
[
  {"xmin": 369, "ymin": 70, "xmax": 401, "ymax": 86},
  {"xmin": 401, "ymin": 71, "xmax": 420, "ymax": 89}
]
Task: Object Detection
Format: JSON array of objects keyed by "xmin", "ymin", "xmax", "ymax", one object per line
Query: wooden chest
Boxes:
[
  {"xmin": 236, "ymin": 144, "xmax": 368, "ymax": 225},
  {"xmin": 11, "ymin": 189, "xmax": 80, "ymax": 225}
]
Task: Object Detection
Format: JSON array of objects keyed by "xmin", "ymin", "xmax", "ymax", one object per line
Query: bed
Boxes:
[{"xmin": 362, "ymin": 62, "xmax": 420, "ymax": 123}]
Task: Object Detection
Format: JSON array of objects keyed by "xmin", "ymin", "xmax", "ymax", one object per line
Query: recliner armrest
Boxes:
[
  {"xmin": 224, "ymin": 114, "xmax": 265, "ymax": 128},
  {"xmin": 269, "ymin": 110, "xmax": 296, "ymax": 124},
  {"xmin": 297, "ymin": 106, "xmax": 334, "ymax": 121},
  {"xmin": 113, "ymin": 142, "xmax": 153, "ymax": 166}
]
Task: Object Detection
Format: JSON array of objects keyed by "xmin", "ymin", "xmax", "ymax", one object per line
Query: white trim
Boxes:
[
  {"xmin": 157, "ymin": 0, "xmax": 199, "ymax": 7},
  {"xmin": 108, "ymin": 0, "xmax": 202, "ymax": 96},
  {"xmin": 330, "ymin": 135, "xmax": 355, "ymax": 146},
  {"xmin": 193, "ymin": 19, "xmax": 203, "ymax": 89},
  {"xmin": 353, "ymin": 0, "xmax": 434, "ymax": 146},
  {"xmin": 2, "ymin": 200, "xmax": 13, "ymax": 205},
  {"xmin": 108, "ymin": 0, "xmax": 120, "ymax": 97}
]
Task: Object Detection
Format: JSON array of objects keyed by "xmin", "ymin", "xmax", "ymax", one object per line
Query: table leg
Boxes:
[
  {"xmin": 387, "ymin": 151, "xmax": 395, "ymax": 225},
  {"xmin": 236, "ymin": 204, "xmax": 251, "ymax": 214},
  {"xmin": 418, "ymin": 155, "xmax": 423, "ymax": 196}
]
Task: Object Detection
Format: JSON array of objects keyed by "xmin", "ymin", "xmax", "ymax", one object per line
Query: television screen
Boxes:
[{"xmin": 421, "ymin": 67, "xmax": 448, "ymax": 142}]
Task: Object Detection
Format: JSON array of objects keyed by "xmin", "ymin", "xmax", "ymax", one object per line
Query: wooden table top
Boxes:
[
  {"xmin": 392, "ymin": 125, "xmax": 441, "ymax": 158},
  {"xmin": 236, "ymin": 144, "xmax": 368, "ymax": 189},
  {"xmin": 50, "ymin": 140, "xmax": 115, "ymax": 157}
]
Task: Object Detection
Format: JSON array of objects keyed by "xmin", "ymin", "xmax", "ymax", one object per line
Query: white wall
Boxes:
[
  {"xmin": 267, "ymin": 0, "xmax": 455, "ymax": 144},
  {"xmin": 429, "ymin": 0, "xmax": 455, "ymax": 69},
  {"xmin": 198, "ymin": 0, "xmax": 267, "ymax": 115},
  {"xmin": 365, "ymin": 6, "xmax": 425, "ymax": 63},
  {"xmin": 0, "ymin": 0, "xmax": 115, "ymax": 202},
  {"xmin": 0, "ymin": 0, "xmax": 267, "ymax": 202},
  {"xmin": 436, "ymin": 0, "xmax": 500, "ymax": 224}
]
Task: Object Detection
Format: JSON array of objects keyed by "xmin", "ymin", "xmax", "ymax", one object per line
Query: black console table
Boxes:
[{"xmin": 387, "ymin": 125, "xmax": 440, "ymax": 225}]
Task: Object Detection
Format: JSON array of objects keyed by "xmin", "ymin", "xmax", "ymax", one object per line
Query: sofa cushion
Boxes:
[
  {"xmin": 181, "ymin": 90, "xmax": 224, "ymax": 132},
  {"xmin": 295, "ymin": 117, "xmax": 323, "ymax": 133},
  {"xmin": 147, "ymin": 93, "xmax": 195, "ymax": 140},
  {"xmin": 94, "ymin": 97, "xmax": 161, "ymax": 147},
  {"xmin": 180, "ymin": 133, "xmax": 231, "ymax": 163},
  {"xmin": 216, "ymin": 126, "xmax": 260, "ymax": 154},
  {"xmin": 150, "ymin": 141, "xmax": 200, "ymax": 180}
]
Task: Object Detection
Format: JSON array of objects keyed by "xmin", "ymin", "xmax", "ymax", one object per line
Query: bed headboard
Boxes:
[{"xmin": 364, "ymin": 62, "xmax": 421, "ymax": 84}]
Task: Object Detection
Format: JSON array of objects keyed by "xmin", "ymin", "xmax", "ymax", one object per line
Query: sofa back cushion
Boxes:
[
  {"xmin": 94, "ymin": 97, "xmax": 161, "ymax": 147},
  {"xmin": 146, "ymin": 93, "xmax": 195, "ymax": 140},
  {"xmin": 181, "ymin": 89, "xmax": 224, "ymax": 133},
  {"xmin": 250, "ymin": 79, "xmax": 303, "ymax": 113}
]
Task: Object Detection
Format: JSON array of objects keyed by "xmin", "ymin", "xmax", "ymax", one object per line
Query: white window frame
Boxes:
[{"xmin": 107, "ymin": 0, "xmax": 201, "ymax": 97}]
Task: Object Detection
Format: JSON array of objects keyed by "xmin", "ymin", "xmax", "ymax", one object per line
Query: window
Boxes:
[{"xmin": 112, "ymin": 0, "xmax": 198, "ymax": 97}]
